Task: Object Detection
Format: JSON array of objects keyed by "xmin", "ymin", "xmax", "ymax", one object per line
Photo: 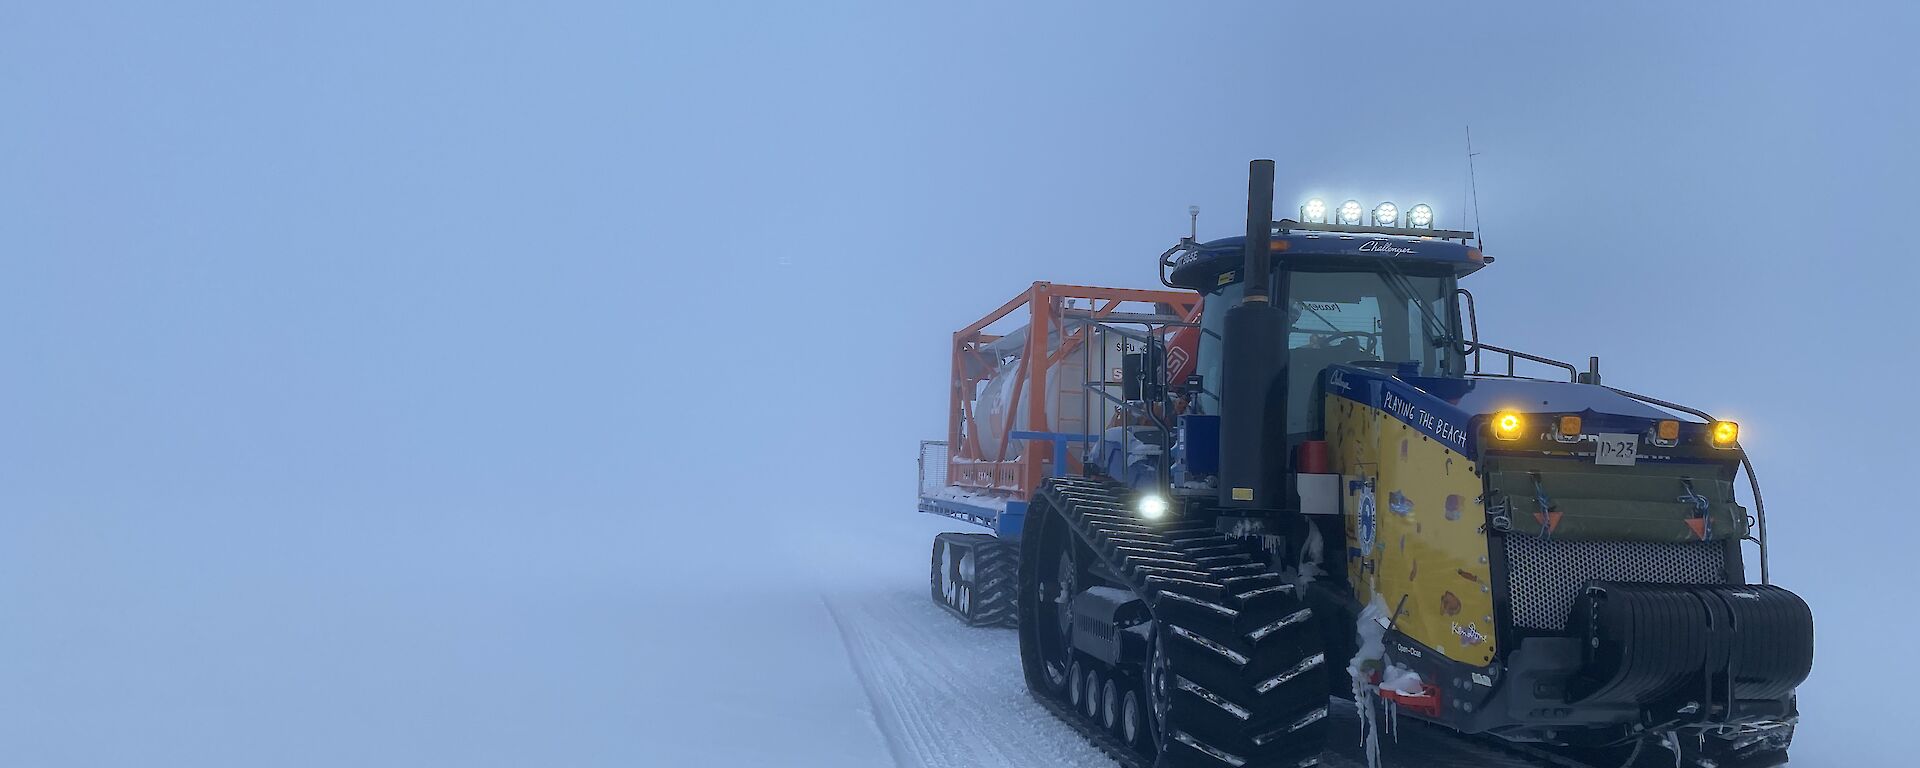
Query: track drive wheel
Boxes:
[{"xmin": 1026, "ymin": 509, "xmax": 1082, "ymax": 694}]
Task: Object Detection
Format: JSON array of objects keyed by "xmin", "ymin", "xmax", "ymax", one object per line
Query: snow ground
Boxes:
[
  {"xmin": 0, "ymin": 502, "xmax": 900, "ymax": 767},
  {"xmin": 0, "ymin": 502, "xmax": 1836, "ymax": 767},
  {"xmin": 823, "ymin": 591, "xmax": 1112, "ymax": 768}
]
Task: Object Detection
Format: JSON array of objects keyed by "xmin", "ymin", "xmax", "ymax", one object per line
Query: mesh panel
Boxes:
[
  {"xmin": 919, "ymin": 441, "xmax": 949, "ymax": 495},
  {"xmin": 1503, "ymin": 536, "xmax": 1729, "ymax": 630}
]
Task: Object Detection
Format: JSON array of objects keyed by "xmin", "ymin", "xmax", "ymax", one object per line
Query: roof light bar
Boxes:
[
  {"xmin": 1407, "ymin": 203, "xmax": 1433, "ymax": 229},
  {"xmin": 1337, "ymin": 200, "xmax": 1364, "ymax": 226},
  {"xmin": 1301, "ymin": 198, "xmax": 1327, "ymax": 224}
]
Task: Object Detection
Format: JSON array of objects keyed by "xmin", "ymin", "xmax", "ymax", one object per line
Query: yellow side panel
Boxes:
[{"xmin": 1326, "ymin": 394, "xmax": 1496, "ymax": 667}]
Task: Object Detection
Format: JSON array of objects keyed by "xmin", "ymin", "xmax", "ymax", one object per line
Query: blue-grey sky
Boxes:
[{"xmin": 3, "ymin": 2, "xmax": 1914, "ymax": 766}]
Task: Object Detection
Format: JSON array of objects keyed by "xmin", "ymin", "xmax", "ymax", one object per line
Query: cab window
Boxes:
[{"xmin": 1196, "ymin": 268, "xmax": 1457, "ymax": 435}]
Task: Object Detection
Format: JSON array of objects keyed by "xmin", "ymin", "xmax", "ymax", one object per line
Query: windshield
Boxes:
[
  {"xmin": 1195, "ymin": 267, "xmax": 1459, "ymax": 434},
  {"xmin": 1287, "ymin": 269, "xmax": 1455, "ymax": 373}
]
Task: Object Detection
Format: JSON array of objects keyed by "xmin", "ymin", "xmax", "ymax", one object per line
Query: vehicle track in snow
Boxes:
[
  {"xmin": 825, "ymin": 588, "xmax": 1592, "ymax": 768},
  {"xmin": 825, "ymin": 590, "xmax": 1116, "ymax": 768}
]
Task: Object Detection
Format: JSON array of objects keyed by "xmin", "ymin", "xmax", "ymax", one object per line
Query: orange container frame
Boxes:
[{"xmin": 946, "ymin": 282, "xmax": 1199, "ymax": 500}]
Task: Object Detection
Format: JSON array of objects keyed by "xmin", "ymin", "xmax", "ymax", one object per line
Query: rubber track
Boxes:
[
  {"xmin": 1024, "ymin": 477, "xmax": 1330, "ymax": 768},
  {"xmin": 1018, "ymin": 478, "xmax": 1686, "ymax": 768},
  {"xmin": 972, "ymin": 539, "xmax": 1020, "ymax": 627},
  {"xmin": 933, "ymin": 533, "xmax": 1020, "ymax": 627}
]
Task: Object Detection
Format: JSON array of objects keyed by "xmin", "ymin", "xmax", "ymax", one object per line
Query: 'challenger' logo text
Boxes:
[{"xmin": 1357, "ymin": 240, "xmax": 1416, "ymax": 256}]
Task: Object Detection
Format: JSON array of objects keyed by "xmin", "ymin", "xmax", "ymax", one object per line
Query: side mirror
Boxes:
[
  {"xmin": 1455, "ymin": 288, "xmax": 1480, "ymax": 372},
  {"xmin": 1122, "ymin": 350, "xmax": 1167, "ymax": 404},
  {"xmin": 1122, "ymin": 352, "xmax": 1146, "ymax": 402},
  {"xmin": 1455, "ymin": 288, "xmax": 1479, "ymax": 347}
]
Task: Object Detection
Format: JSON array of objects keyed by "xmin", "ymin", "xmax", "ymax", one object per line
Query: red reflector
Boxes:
[
  {"xmin": 1297, "ymin": 440, "xmax": 1329, "ymax": 474},
  {"xmin": 1379, "ymin": 683, "xmax": 1445, "ymax": 718}
]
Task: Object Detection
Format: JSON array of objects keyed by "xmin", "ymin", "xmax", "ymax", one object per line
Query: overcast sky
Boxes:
[{"xmin": 3, "ymin": 2, "xmax": 1914, "ymax": 766}]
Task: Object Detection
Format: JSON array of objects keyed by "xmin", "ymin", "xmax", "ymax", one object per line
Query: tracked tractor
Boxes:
[{"xmin": 917, "ymin": 160, "xmax": 1813, "ymax": 768}]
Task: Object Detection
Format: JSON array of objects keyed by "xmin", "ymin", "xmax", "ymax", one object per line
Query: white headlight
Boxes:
[
  {"xmin": 1137, "ymin": 495, "xmax": 1169, "ymax": 519},
  {"xmin": 1301, "ymin": 199, "xmax": 1327, "ymax": 223},
  {"xmin": 1338, "ymin": 200, "xmax": 1365, "ymax": 226},
  {"xmin": 1408, "ymin": 203, "xmax": 1433, "ymax": 229},
  {"xmin": 1373, "ymin": 202, "xmax": 1398, "ymax": 227}
]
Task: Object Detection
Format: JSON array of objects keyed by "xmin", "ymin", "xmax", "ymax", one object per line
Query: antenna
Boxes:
[
  {"xmin": 1188, "ymin": 205, "xmax": 1200, "ymax": 240},
  {"xmin": 1466, "ymin": 126, "xmax": 1485, "ymax": 249}
]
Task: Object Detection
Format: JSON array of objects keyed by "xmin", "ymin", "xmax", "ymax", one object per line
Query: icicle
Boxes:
[
  {"xmin": 1387, "ymin": 698, "xmax": 1400, "ymax": 743},
  {"xmin": 1358, "ymin": 688, "xmax": 1382, "ymax": 768},
  {"xmin": 1293, "ymin": 522, "xmax": 1326, "ymax": 591},
  {"xmin": 1347, "ymin": 595, "xmax": 1391, "ymax": 768},
  {"xmin": 1660, "ymin": 730, "xmax": 1682, "ymax": 768}
]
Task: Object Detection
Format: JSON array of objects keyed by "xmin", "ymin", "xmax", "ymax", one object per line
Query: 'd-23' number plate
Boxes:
[{"xmin": 1594, "ymin": 433, "xmax": 1639, "ymax": 466}]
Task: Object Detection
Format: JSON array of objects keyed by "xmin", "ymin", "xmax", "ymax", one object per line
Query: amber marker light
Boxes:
[
  {"xmin": 1494, "ymin": 411, "xmax": 1524, "ymax": 441},
  {"xmin": 1711, "ymin": 421, "xmax": 1740, "ymax": 448},
  {"xmin": 1557, "ymin": 415, "xmax": 1582, "ymax": 436},
  {"xmin": 1657, "ymin": 420, "xmax": 1680, "ymax": 441}
]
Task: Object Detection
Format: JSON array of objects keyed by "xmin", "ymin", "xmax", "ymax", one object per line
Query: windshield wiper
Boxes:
[{"xmin": 1378, "ymin": 261, "xmax": 1456, "ymax": 372}]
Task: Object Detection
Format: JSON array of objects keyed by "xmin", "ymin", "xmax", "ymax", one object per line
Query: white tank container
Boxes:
[{"xmin": 971, "ymin": 324, "xmax": 1146, "ymax": 461}]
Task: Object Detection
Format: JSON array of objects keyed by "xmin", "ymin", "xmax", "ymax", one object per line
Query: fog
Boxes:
[{"xmin": 2, "ymin": 2, "xmax": 1913, "ymax": 766}]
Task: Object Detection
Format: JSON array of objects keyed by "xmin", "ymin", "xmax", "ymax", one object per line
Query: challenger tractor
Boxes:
[{"xmin": 916, "ymin": 160, "xmax": 1813, "ymax": 768}]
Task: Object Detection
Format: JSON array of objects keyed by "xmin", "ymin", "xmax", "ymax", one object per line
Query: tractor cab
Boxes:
[{"xmin": 1167, "ymin": 217, "xmax": 1486, "ymax": 442}]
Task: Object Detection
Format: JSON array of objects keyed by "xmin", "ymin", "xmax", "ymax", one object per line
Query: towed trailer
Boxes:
[{"xmin": 920, "ymin": 282, "xmax": 1198, "ymax": 626}]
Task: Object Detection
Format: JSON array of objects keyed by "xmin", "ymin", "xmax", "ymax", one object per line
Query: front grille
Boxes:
[{"xmin": 1503, "ymin": 536, "xmax": 1730, "ymax": 631}]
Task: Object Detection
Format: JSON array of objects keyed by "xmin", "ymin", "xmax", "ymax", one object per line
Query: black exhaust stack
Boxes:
[{"xmin": 1218, "ymin": 160, "xmax": 1290, "ymax": 510}]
